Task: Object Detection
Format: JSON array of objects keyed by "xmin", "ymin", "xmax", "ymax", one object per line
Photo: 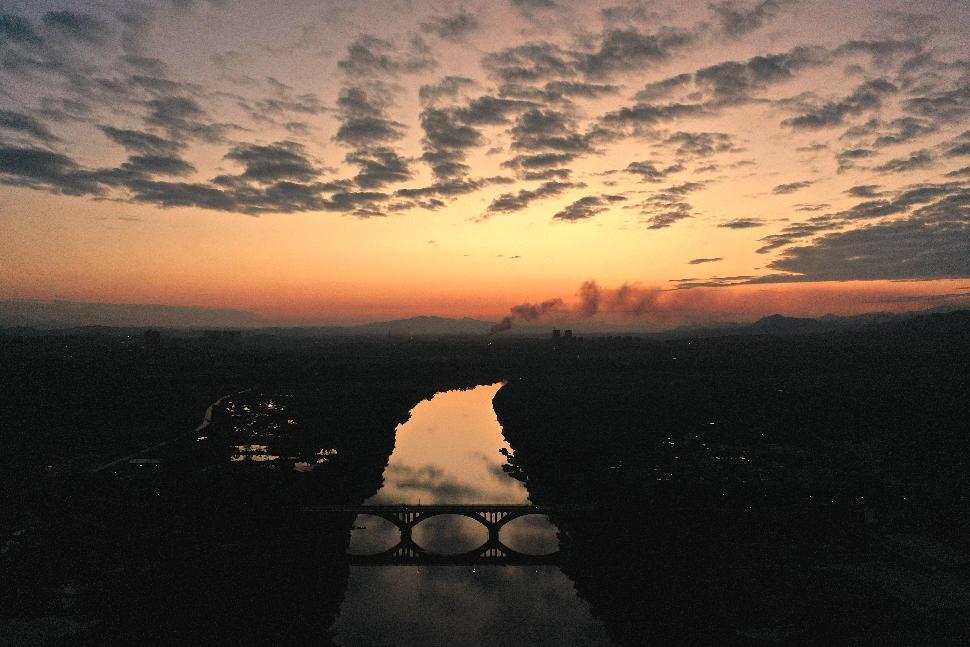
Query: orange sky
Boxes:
[{"xmin": 0, "ymin": 1, "xmax": 967, "ymax": 326}]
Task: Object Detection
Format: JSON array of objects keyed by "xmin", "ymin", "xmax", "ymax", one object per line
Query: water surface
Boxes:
[{"xmin": 333, "ymin": 383, "xmax": 612, "ymax": 646}]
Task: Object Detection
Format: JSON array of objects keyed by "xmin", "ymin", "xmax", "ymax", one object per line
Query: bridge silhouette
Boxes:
[{"xmin": 303, "ymin": 504, "xmax": 579, "ymax": 566}]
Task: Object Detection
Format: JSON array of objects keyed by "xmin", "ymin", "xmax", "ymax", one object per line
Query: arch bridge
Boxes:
[{"xmin": 302, "ymin": 504, "xmax": 579, "ymax": 566}]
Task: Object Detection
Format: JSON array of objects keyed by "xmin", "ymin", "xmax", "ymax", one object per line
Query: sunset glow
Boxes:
[{"xmin": 1, "ymin": 1, "xmax": 968, "ymax": 327}]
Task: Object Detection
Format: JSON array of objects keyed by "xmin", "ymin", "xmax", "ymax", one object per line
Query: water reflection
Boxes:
[{"xmin": 335, "ymin": 383, "xmax": 610, "ymax": 645}]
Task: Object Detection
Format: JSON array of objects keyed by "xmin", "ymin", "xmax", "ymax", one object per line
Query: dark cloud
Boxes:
[
  {"xmin": 834, "ymin": 39, "xmax": 924, "ymax": 67},
  {"xmin": 772, "ymin": 180, "xmax": 814, "ymax": 194},
  {"xmin": 396, "ymin": 176, "xmax": 513, "ymax": 200},
  {"xmin": 782, "ymin": 79, "xmax": 896, "ymax": 130},
  {"xmin": 99, "ymin": 126, "xmax": 184, "ymax": 156},
  {"xmin": 337, "ymin": 35, "xmax": 436, "ymax": 77},
  {"xmin": 523, "ymin": 168, "xmax": 571, "ymax": 181},
  {"xmin": 754, "ymin": 191, "xmax": 970, "ymax": 282},
  {"xmin": 755, "ymin": 183, "xmax": 966, "ymax": 254},
  {"xmin": 484, "ymin": 180, "xmax": 582, "ymax": 216},
  {"xmin": 483, "ymin": 25, "xmax": 692, "ymax": 83},
  {"xmin": 663, "ymin": 131, "xmax": 736, "ymax": 158},
  {"xmin": 578, "ymin": 27, "xmax": 693, "ymax": 78},
  {"xmin": 870, "ymin": 117, "xmax": 938, "ymax": 147},
  {"xmin": 710, "ymin": 0, "xmax": 797, "ymax": 37},
  {"xmin": 334, "ymin": 87, "xmax": 405, "ymax": 147},
  {"xmin": 145, "ymin": 95, "xmax": 226, "ymax": 143},
  {"xmin": 903, "ymin": 80, "xmax": 970, "ymax": 123},
  {"xmin": 224, "ymin": 141, "xmax": 319, "ymax": 183},
  {"xmin": 552, "ymin": 194, "xmax": 626, "ymax": 221},
  {"xmin": 634, "ymin": 73, "xmax": 692, "ymax": 101},
  {"xmin": 509, "ymin": 0, "xmax": 560, "ymax": 18},
  {"xmin": 41, "ymin": 11, "xmax": 108, "ymax": 44},
  {"xmin": 0, "ymin": 12, "xmax": 40, "ymax": 44},
  {"xmin": 346, "ymin": 146, "xmax": 412, "ymax": 188},
  {"xmin": 543, "ymin": 81, "xmax": 620, "ymax": 99},
  {"xmin": 624, "ymin": 160, "xmax": 684, "ymax": 182},
  {"xmin": 873, "ymin": 149, "xmax": 934, "ymax": 173},
  {"xmin": 945, "ymin": 142, "xmax": 970, "ymax": 157},
  {"xmin": 688, "ymin": 257, "xmax": 723, "ymax": 264},
  {"xmin": 844, "ymin": 184, "xmax": 882, "ymax": 198},
  {"xmin": 944, "ymin": 166, "xmax": 970, "ymax": 178},
  {"xmin": 600, "ymin": 102, "xmax": 707, "ymax": 132},
  {"xmin": 120, "ymin": 154, "xmax": 195, "ymax": 177},
  {"xmin": 0, "ymin": 109, "xmax": 59, "ymax": 142},
  {"xmin": 455, "ymin": 96, "xmax": 537, "ymax": 125},
  {"xmin": 419, "ymin": 107, "xmax": 482, "ymax": 179},
  {"xmin": 640, "ymin": 181, "xmax": 705, "ymax": 229},
  {"xmin": 509, "ymin": 108, "xmax": 593, "ymax": 156},
  {"xmin": 718, "ymin": 217, "xmax": 766, "ymax": 229},
  {"xmin": 502, "ymin": 152, "xmax": 577, "ymax": 170},
  {"xmin": 481, "ymin": 42, "xmax": 574, "ymax": 83},
  {"xmin": 695, "ymin": 46, "xmax": 830, "ymax": 103},
  {"xmin": 835, "ymin": 147, "xmax": 875, "ymax": 172},
  {"xmin": 0, "ymin": 145, "xmax": 102, "ymax": 195},
  {"xmin": 419, "ymin": 76, "xmax": 477, "ymax": 105},
  {"xmin": 420, "ymin": 11, "xmax": 479, "ymax": 41}
]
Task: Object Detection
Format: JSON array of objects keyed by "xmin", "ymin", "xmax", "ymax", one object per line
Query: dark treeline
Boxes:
[{"xmin": 1, "ymin": 310, "xmax": 969, "ymax": 645}]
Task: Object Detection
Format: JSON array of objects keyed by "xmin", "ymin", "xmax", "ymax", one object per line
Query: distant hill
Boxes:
[{"xmin": 350, "ymin": 315, "xmax": 494, "ymax": 336}]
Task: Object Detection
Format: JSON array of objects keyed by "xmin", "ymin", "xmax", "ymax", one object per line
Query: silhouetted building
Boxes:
[
  {"xmin": 564, "ymin": 329, "xmax": 573, "ymax": 339},
  {"xmin": 552, "ymin": 329, "xmax": 561, "ymax": 340}
]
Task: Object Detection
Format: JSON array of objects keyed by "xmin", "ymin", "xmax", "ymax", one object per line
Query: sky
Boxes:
[{"xmin": 0, "ymin": 0, "xmax": 968, "ymax": 327}]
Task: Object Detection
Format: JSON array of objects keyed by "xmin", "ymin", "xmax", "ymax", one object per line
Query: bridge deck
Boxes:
[{"xmin": 302, "ymin": 504, "xmax": 588, "ymax": 513}]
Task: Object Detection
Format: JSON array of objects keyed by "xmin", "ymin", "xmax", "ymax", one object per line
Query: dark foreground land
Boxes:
[{"xmin": 2, "ymin": 311, "xmax": 969, "ymax": 645}]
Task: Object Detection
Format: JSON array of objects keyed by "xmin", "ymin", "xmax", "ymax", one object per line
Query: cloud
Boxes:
[
  {"xmin": 419, "ymin": 76, "xmax": 477, "ymax": 105},
  {"xmin": 420, "ymin": 11, "xmax": 479, "ymax": 41},
  {"xmin": 873, "ymin": 149, "xmax": 934, "ymax": 173},
  {"xmin": 509, "ymin": 108, "xmax": 593, "ymax": 155},
  {"xmin": 224, "ymin": 141, "xmax": 319, "ymax": 183},
  {"xmin": 346, "ymin": 147, "xmax": 412, "ymax": 188},
  {"xmin": 772, "ymin": 180, "xmax": 814, "ymax": 194},
  {"xmin": 718, "ymin": 217, "xmax": 766, "ymax": 228},
  {"xmin": 781, "ymin": 79, "xmax": 897, "ymax": 130},
  {"xmin": 0, "ymin": 145, "xmax": 103, "ymax": 195},
  {"xmin": 0, "ymin": 12, "xmax": 40, "ymax": 44},
  {"xmin": 663, "ymin": 131, "xmax": 736, "ymax": 158},
  {"xmin": 100, "ymin": 126, "xmax": 184, "ymax": 156},
  {"xmin": 755, "ymin": 193, "xmax": 970, "ymax": 282},
  {"xmin": 710, "ymin": 0, "xmax": 797, "ymax": 37},
  {"xmin": 456, "ymin": 96, "xmax": 537, "ymax": 125},
  {"xmin": 624, "ymin": 160, "xmax": 684, "ymax": 182},
  {"xmin": 334, "ymin": 87, "xmax": 406, "ymax": 147},
  {"xmin": 337, "ymin": 35, "xmax": 436, "ymax": 77},
  {"xmin": 695, "ymin": 45, "xmax": 830, "ymax": 103},
  {"xmin": 844, "ymin": 184, "xmax": 882, "ymax": 198},
  {"xmin": 484, "ymin": 180, "xmax": 582, "ymax": 216},
  {"xmin": 120, "ymin": 154, "xmax": 195, "ymax": 176},
  {"xmin": 552, "ymin": 194, "xmax": 626, "ymax": 221},
  {"xmin": 145, "ymin": 95, "xmax": 226, "ymax": 143},
  {"xmin": 688, "ymin": 257, "xmax": 723, "ymax": 264},
  {"xmin": 638, "ymin": 181, "xmax": 705, "ymax": 229},
  {"xmin": 502, "ymin": 152, "xmax": 577, "ymax": 170},
  {"xmin": 945, "ymin": 142, "xmax": 970, "ymax": 157},
  {"xmin": 634, "ymin": 73, "xmax": 693, "ymax": 101},
  {"xmin": 0, "ymin": 110, "xmax": 60, "ymax": 142},
  {"xmin": 835, "ymin": 148, "xmax": 875, "ymax": 172},
  {"xmin": 600, "ymin": 102, "xmax": 707, "ymax": 132},
  {"xmin": 42, "ymin": 11, "xmax": 109, "ymax": 44}
]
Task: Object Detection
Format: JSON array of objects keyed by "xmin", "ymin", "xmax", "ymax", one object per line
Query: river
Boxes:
[{"xmin": 331, "ymin": 382, "xmax": 612, "ymax": 646}]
